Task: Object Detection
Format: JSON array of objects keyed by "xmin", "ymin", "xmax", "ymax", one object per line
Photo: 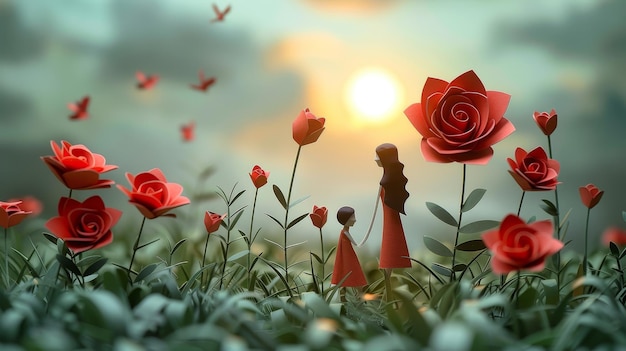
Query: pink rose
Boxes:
[{"xmin": 117, "ymin": 168, "xmax": 190, "ymax": 219}]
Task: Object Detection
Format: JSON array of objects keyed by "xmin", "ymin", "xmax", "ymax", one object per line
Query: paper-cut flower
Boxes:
[
  {"xmin": 0, "ymin": 201, "xmax": 32, "ymax": 229},
  {"xmin": 579, "ymin": 184, "xmax": 604, "ymax": 209},
  {"xmin": 404, "ymin": 70, "xmax": 515, "ymax": 164},
  {"xmin": 117, "ymin": 168, "xmax": 190, "ymax": 219},
  {"xmin": 292, "ymin": 108, "xmax": 326, "ymax": 146},
  {"xmin": 41, "ymin": 140, "xmax": 118, "ymax": 190},
  {"xmin": 533, "ymin": 109, "xmax": 558, "ymax": 136},
  {"xmin": 310, "ymin": 206, "xmax": 328, "ymax": 229},
  {"xmin": 7, "ymin": 196, "xmax": 43, "ymax": 217},
  {"xmin": 45, "ymin": 196, "xmax": 122, "ymax": 254},
  {"xmin": 507, "ymin": 147, "xmax": 560, "ymax": 191},
  {"xmin": 483, "ymin": 214, "xmax": 562, "ymax": 274},
  {"xmin": 204, "ymin": 211, "xmax": 226, "ymax": 234},
  {"xmin": 68, "ymin": 96, "xmax": 90, "ymax": 120},
  {"xmin": 602, "ymin": 227, "xmax": 626, "ymax": 246},
  {"xmin": 249, "ymin": 165, "xmax": 269, "ymax": 188}
]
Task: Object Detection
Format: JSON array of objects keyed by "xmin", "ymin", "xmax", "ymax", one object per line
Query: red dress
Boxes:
[
  {"xmin": 379, "ymin": 190, "xmax": 412, "ymax": 268},
  {"xmin": 331, "ymin": 230, "xmax": 367, "ymax": 287}
]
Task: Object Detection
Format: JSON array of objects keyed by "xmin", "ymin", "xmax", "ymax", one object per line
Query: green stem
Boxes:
[
  {"xmin": 451, "ymin": 164, "xmax": 467, "ymax": 281},
  {"xmin": 201, "ymin": 230, "xmax": 211, "ymax": 289},
  {"xmin": 383, "ymin": 268, "xmax": 393, "ymax": 303},
  {"xmin": 319, "ymin": 227, "xmax": 325, "ymax": 295},
  {"xmin": 4, "ymin": 227, "xmax": 9, "ymax": 289},
  {"xmin": 127, "ymin": 217, "xmax": 147, "ymax": 282},
  {"xmin": 247, "ymin": 188, "xmax": 259, "ymax": 284},
  {"xmin": 547, "ymin": 135, "xmax": 562, "ymax": 291},
  {"xmin": 283, "ymin": 145, "xmax": 302, "ymax": 288},
  {"xmin": 515, "ymin": 271, "xmax": 521, "ymax": 309},
  {"xmin": 219, "ymin": 205, "xmax": 232, "ymax": 290},
  {"xmin": 517, "ymin": 191, "xmax": 525, "ymax": 217},
  {"xmin": 583, "ymin": 207, "xmax": 591, "ymax": 276}
]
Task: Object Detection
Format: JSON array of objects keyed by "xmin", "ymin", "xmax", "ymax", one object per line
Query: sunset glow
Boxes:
[{"xmin": 345, "ymin": 68, "xmax": 403, "ymax": 124}]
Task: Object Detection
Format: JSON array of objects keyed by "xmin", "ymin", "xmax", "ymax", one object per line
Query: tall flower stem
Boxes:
[
  {"xmin": 318, "ymin": 227, "xmax": 325, "ymax": 295},
  {"xmin": 583, "ymin": 207, "xmax": 591, "ymax": 276},
  {"xmin": 451, "ymin": 164, "xmax": 467, "ymax": 281},
  {"xmin": 247, "ymin": 188, "xmax": 259, "ymax": 283},
  {"xmin": 127, "ymin": 217, "xmax": 147, "ymax": 282},
  {"xmin": 4, "ymin": 228, "xmax": 9, "ymax": 289},
  {"xmin": 283, "ymin": 145, "xmax": 302, "ymax": 287},
  {"xmin": 547, "ymin": 135, "xmax": 562, "ymax": 289},
  {"xmin": 201, "ymin": 231, "xmax": 211, "ymax": 289},
  {"xmin": 517, "ymin": 191, "xmax": 526, "ymax": 217},
  {"xmin": 219, "ymin": 205, "xmax": 232, "ymax": 290}
]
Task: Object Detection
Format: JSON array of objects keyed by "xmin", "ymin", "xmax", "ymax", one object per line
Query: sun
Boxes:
[{"xmin": 345, "ymin": 68, "xmax": 404, "ymax": 124}]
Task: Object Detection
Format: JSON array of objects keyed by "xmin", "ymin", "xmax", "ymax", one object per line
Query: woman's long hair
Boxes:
[{"xmin": 376, "ymin": 143, "xmax": 409, "ymax": 215}]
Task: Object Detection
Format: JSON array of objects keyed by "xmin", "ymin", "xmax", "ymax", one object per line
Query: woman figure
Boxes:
[
  {"xmin": 331, "ymin": 206, "xmax": 367, "ymax": 287},
  {"xmin": 375, "ymin": 143, "xmax": 411, "ymax": 269}
]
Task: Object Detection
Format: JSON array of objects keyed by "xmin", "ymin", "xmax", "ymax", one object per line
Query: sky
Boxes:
[{"xmin": 1, "ymin": 0, "xmax": 624, "ymax": 259}]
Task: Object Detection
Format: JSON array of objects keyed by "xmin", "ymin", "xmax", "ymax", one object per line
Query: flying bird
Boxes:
[
  {"xmin": 181, "ymin": 121, "xmax": 195, "ymax": 142},
  {"xmin": 68, "ymin": 96, "xmax": 90, "ymax": 120},
  {"xmin": 190, "ymin": 70, "xmax": 216, "ymax": 92},
  {"xmin": 136, "ymin": 71, "xmax": 159, "ymax": 90},
  {"xmin": 211, "ymin": 4, "xmax": 231, "ymax": 22}
]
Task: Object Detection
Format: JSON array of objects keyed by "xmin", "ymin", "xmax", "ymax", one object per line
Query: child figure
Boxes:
[{"xmin": 331, "ymin": 206, "xmax": 367, "ymax": 287}]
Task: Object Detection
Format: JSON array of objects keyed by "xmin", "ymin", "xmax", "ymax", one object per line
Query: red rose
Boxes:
[
  {"xmin": 249, "ymin": 165, "xmax": 269, "ymax": 188},
  {"xmin": 41, "ymin": 140, "xmax": 118, "ymax": 190},
  {"xmin": 404, "ymin": 70, "xmax": 515, "ymax": 164},
  {"xmin": 602, "ymin": 227, "xmax": 626, "ymax": 246},
  {"xmin": 204, "ymin": 211, "xmax": 226, "ymax": 234},
  {"xmin": 117, "ymin": 168, "xmax": 190, "ymax": 219},
  {"xmin": 292, "ymin": 108, "xmax": 325, "ymax": 146},
  {"xmin": 45, "ymin": 196, "xmax": 122, "ymax": 254},
  {"xmin": 533, "ymin": 109, "xmax": 557, "ymax": 136},
  {"xmin": 7, "ymin": 196, "xmax": 43, "ymax": 217},
  {"xmin": 482, "ymin": 214, "xmax": 563, "ymax": 274},
  {"xmin": 579, "ymin": 184, "xmax": 603, "ymax": 209},
  {"xmin": 309, "ymin": 205, "xmax": 328, "ymax": 229},
  {"xmin": 0, "ymin": 201, "xmax": 32, "ymax": 229},
  {"xmin": 507, "ymin": 147, "xmax": 560, "ymax": 191}
]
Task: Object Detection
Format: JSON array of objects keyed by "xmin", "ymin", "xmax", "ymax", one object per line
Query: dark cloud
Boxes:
[
  {"xmin": 0, "ymin": 2, "xmax": 46, "ymax": 62},
  {"xmin": 0, "ymin": 87, "xmax": 30, "ymax": 123},
  {"xmin": 100, "ymin": 0, "xmax": 254, "ymax": 83},
  {"xmin": 495, "ymin": 0, "xmax": 626, "ymax": 60}
]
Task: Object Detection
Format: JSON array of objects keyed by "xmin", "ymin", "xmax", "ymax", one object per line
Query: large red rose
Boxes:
[
  {"xmin": 45, "ymin": 196, "xmax": 122, "ymax": 254},
  {"xmin": 41, "ymin": 140, "xmax": 118, "ymax": 190},
  {"xmin": 404, "ymin": 70, "xmax": 515, "ymax": 164},
  {"xmin": 482, "ymin": 214, "xmax": 563, "ymax": 274},
  {"xmin": 507, "ymin": 147, "xmax": 560, "ymax": 191},
  {"xmin": 292, "ymin": 108, "xmax": 325, "ymax": 146},
  {"xmin": 117, "ymin": 168, "xmax": 190, "ymax": 219},
  {"xmin": 0, "ymin": 201, "xmax": 32, "ymax": 229}
]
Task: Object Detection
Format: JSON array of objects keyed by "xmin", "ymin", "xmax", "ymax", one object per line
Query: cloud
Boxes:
[
  {"xmin": 302, "ymin": 0, "xmax": 401, "ymax": 13},
  {"xmin": 0, "ymin": 2, "xmax": 46, "ymax": 62}
]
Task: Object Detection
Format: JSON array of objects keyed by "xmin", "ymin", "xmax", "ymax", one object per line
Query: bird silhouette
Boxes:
[
  {"xmin": 211, "ymin": 4, "xmax": 231, "ymax": 22},
  {"xmin": 190, "ymin": 70, "xmax": 216, "ymax": 92},
  {"xmin": 135, "ymin": 71, "xmax": 159, "ymax": 90},
  {"xmin": 68, "ymin": 96, "xmax": 90, "ymax": 120}
]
